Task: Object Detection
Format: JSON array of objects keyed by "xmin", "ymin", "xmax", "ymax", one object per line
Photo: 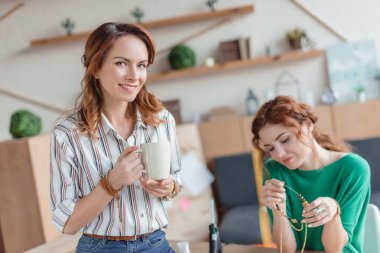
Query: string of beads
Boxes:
[{"xmin": 275, "ymin": 184, "xmax": 308, "ymax": 253}]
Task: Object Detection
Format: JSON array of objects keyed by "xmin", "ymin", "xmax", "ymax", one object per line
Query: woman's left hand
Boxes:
[
  {"xmin": 139, "ymin": 177, "xmax": 174, "ymax": 198},
  {"xmin": 302, "ymin": 197, "xmax": 339, "ymax": 227}
]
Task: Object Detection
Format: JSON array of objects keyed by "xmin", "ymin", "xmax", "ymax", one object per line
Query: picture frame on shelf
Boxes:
[
  {"xmin": 218, "ymin": 39, "xmax": 240, "ymax": 63},
  {"xmin": 218, "ymin": 37, "xmax": 250, "ymax": 63}
]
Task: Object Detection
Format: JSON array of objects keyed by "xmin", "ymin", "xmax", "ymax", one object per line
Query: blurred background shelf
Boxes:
[
  {"xmin": 149, "ymin": 49, "xmax": 324, "ymax": 83},
  {"xmin": 30, "ymin": 5, "xmax": 254, "ymax": 46},
  {"xmin": 142, "ymin": 4, "xmax": 253, "ymax": 29}
]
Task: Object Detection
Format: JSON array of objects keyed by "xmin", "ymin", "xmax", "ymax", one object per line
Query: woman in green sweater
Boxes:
[{"xmin": 251, "ymin": 96, "xmax": 370, "ymax": 253}]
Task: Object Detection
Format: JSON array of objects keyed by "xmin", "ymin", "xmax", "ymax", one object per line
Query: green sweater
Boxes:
[{"xmin": 265, "ymin": 153, "xmax": 370, "ymax": 252}]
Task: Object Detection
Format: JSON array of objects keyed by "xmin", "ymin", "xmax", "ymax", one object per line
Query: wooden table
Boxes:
[
  {"xmin": 172, "ymin": 242, "xmax": 273, "ymax": 252},
  {"xmin": 170, "ymin": 241, "xmax": 321, "ymax": 253},
  {"xmin": 25, "ymin": 234, "xmax": 321, "ymax": 253}
]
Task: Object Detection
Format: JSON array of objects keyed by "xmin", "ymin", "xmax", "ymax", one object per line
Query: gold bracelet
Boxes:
[{"xmin": 162, "ymin": 181, "xmax": 179, "ymax": 201}]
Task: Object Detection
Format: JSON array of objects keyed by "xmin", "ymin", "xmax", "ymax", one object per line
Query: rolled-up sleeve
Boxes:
[
  {"xmin": 50, "ymin": 131, "xmax": 78, "ymax": 232},
  {"xmin": 167, "ymin": 113, "xmax": 182, "ymax": 187}
]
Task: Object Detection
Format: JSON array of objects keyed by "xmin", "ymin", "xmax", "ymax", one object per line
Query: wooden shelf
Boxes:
[
  {"xmin": 30, "ymin": 5, "xmax": 254, "ymax": 46},
  {"xmin": 142, "ymin": 5, "xmax": 253, "ymax": 29},
  {"xmin": 148, "ymin": 49, "xmax": 325, "ymax": 83},
  {"xmin": 31, "ymin": 31, "xmax": 90, "ymax": 46}
]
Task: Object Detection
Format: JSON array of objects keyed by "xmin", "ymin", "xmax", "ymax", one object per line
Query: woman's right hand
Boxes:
[
  {"xmin": 108, "ymin": 146, "xmax": 145, "ymax": 189},
  {"xmin": 261, "ymin": 179, "xmax": 286, "ymax": 211}
]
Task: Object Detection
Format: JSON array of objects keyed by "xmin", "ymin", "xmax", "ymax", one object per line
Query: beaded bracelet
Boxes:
[{"xmin": 100, "ymin": 170, "xmax": 123, "ymax": 231}]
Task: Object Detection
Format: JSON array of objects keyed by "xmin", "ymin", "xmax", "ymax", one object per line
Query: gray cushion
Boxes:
[
  {"xmin": 219, "ymin": 204, "xmax": 261, "ymax": 245},
  {"xmin": 214, "ymin": 153, "xmax": 258, "ymax": 207},
  {"xmin": 214, "ymin": 153, "xmax": 261, "ymax": 244},
  {"xmin": 348, "ymin": 138, "xmax": 380, "ymax": 210},
  {"xmin": 371, "ymin": 192, "xmax": 380, "ymax": 209},
  {"xmin": 349, "ymin": 137, "xmax": 380, "ymax": 192}
]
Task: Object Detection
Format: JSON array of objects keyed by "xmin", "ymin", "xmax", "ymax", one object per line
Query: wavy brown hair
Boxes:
[
  {"xmin": 74, "ymin": 22, "xmax": 164, "ymax": 138},
  {"xmin": 251, "ymin": 96, "xmax": 348, "ymax": 162}
]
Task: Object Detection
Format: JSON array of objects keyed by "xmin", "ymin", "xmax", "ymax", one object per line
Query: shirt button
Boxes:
[
  {"xmin": 136, "ymin": 185, "xmax": 140, "ymax": 190},
  {"xmin": 140, "ymin": 214, "xmax": 144, "ymax": 218}
]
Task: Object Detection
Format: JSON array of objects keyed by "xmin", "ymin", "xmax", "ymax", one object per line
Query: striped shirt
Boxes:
[{"xmin": 50, "ymin": 109, "xmax": 181, "ymax": 236}]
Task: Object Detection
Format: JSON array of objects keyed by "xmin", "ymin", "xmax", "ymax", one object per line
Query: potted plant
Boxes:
[
  {"xmin": 355, "ymin": 84, "xmax": 366, "ymax": 103},
  {"xmin": 0, "ymin": 109, "xmax": 60, "ymax": 252},
  {"xmin": 206, "ymin": 0, "xmax": 218, "ymax": 11},
  {"xmin": 131, "ymin": 6, "xmax": 144, "ymax": 24},
  {"xmin": 9, "ymin": 109, "xmax": 42, "ymax": 138},
  {"xmin": 61, "ymin": 17, "xmax": 75, "ymax": 35},
  {"xmin": 286, "ymin": 28, "xmax": 306, "ymax": 49},
  {"xmin": 168, "ymin": 44, "xmax": 196, "ymax": 70}
]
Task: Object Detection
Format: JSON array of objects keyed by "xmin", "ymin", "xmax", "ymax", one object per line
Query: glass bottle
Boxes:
[{"xmin": 246, "ymin": 89, "xmax": 259, "ymax": 115}]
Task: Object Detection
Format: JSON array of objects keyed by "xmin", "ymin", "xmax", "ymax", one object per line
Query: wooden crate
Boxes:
[
  {"xmin": 0, "ymin": 134, "xmax": 60, "ymax": 253},
  {"xmin": 200, "ymin": 105, "xmax": 335, "ymax": 160},
  {"xmin": 332, "ymin": 100, "xmax": 380, "ymax": 140},
  {"xmin": 313, "ymin": 105, "xmax": 335, "ymax": 137},
  {"xmin": 198, "ymin": 118, "xmax": 246, "ymax": 162},
  {"xmin": 240, "ymin": 115, "xmax": 255, "ymax": 152}
]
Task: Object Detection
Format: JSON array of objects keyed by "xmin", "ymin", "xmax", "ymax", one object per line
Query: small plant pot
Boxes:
[
  {"xmin": 288, "ymin": 38, "xmax": 302, "ymax": 50},
  {"xmin": 66, "ymin": 28, "xmax": 73, "ymax": 36},
  {"xmin": 357, "ymin": 91, "xmax": 367, "ymax": 103}
]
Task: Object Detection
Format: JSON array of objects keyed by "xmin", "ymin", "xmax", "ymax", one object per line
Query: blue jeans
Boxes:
[{"xmin": 75, "ymin": 230, "xmax": 174, "ymax": 253}]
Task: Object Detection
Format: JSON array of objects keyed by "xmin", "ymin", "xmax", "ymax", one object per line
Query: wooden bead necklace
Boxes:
[{"xmin": 275, "ymin": 184, "xmax": 308, "ymax": 253}]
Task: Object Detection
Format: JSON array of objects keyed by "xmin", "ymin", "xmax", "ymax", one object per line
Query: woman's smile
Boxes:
[{"xmin": 118, "ymin": 83, "xmax": 139, "ymax": 93}]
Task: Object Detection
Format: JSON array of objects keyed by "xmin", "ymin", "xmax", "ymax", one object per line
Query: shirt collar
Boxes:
[
  {"xmin": 100, "ymin": 112, "xmax": 114, "ymax": 135},
  {"xmin": 135, "ymin": 109, "xmax": 147, "ymax": 129},
  {"xmin": 99, "ymin": 109, "xmax": 147, "ymax": 137}
]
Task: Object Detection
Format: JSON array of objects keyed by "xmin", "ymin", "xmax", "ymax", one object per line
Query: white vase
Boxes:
[{"xmin": 357, "ymin": 91, "xmax": 367, "ymax": 103}]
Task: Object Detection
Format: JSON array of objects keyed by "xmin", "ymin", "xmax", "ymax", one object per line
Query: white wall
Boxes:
[{"xmin": 1, "ymin": 0, "xmax": 380, "ymax": 141}]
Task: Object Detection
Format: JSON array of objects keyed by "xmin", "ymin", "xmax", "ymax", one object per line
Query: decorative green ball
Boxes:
[
  {"xmin": 9, "ymin": 110, "xmax": 42, "ymax": 139},
  {"xmin": 168, "ymin": 44, "xmax": 196, "ymax": 70}
]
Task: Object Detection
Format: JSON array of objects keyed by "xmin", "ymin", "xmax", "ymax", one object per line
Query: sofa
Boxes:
[
  {"xmin": 348, "ymin": 137, "xmax": 380, "ymax": 209},
  {"xmin": 212, "ymin": 153, "xmax": 262, "ymax": 244}
]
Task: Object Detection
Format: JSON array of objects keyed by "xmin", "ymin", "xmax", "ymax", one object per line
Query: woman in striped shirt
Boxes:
[{"xmin": 50, "ymin": 22, "xmax": 181, "ymax": 253}]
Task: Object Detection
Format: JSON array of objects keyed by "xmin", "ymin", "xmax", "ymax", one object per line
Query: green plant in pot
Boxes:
[
  {"xmin": 355, "ymin": 84, "xmax": 366, "ymax": 103},
  {"xmin": 61, "ymin": 17, "xmax": 75, "ymax": 35},
  {"xmin": 206, "ymin": 0, "xmax": 218, "ymax": 11},
  {"xmin": 286, "ymin": 28, "xmax": 306, "ymax": 49},
  {"xmin": 131, "ymin": 6, "xmax": 144, "ymax": 24},
  {"xmin": 168, "ymin": 44, "xmax": 196, "ymax": 70},
  {"xmin": 9, "ymin": 110, "xmax": 42, "ymax": 138}
]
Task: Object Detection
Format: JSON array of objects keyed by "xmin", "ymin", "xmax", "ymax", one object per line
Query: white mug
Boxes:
[
  {"xmin": 139, "ymin": 142, "xmax": 171, "ymax": 180},
  {"xmin": 176, "ymin": 241, "xmax": 191, "ymax": 253}
]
